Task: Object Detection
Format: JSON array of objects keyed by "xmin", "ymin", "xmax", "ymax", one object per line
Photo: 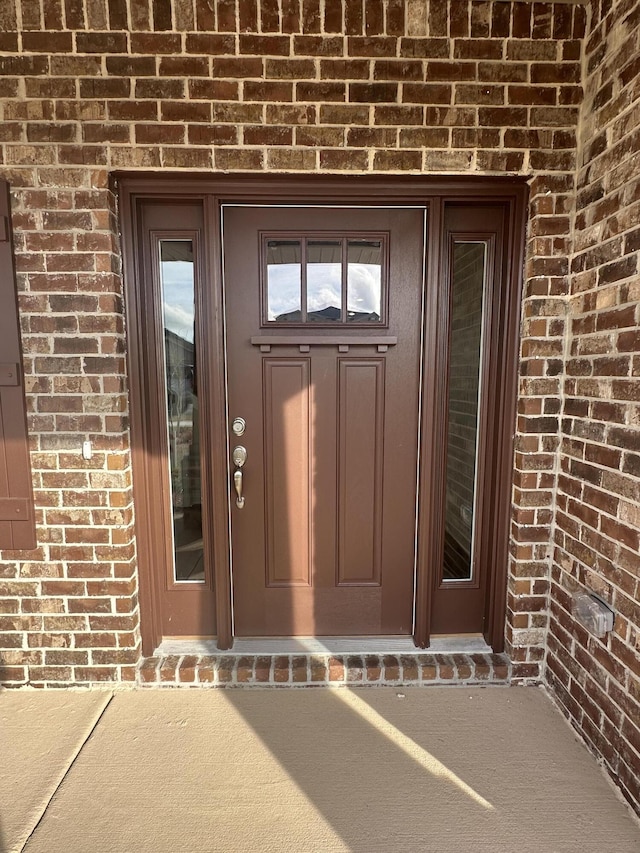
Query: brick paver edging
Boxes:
[{"xmin": 137, "ymin": 652, "xmax": 511, "ymax": 687}]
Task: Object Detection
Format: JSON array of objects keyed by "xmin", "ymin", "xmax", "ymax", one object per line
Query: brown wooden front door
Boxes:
[{"xmin": 223, "ymin": 206, "xmax": 425, "ymax": 636}]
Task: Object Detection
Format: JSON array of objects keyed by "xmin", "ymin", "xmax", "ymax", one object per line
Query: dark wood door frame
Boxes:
[{"xmin": 117, "ymin": 174, "xmax": 527, "ymax": 655}]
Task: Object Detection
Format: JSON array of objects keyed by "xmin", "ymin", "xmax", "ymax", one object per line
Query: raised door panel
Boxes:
[
  {"xmin": 263, "ymin": 358, "xmax": 311, "ymax": 587},
  {"xmin": 337, "ymin": 358, "xmax": 384, "ymax": 587}
]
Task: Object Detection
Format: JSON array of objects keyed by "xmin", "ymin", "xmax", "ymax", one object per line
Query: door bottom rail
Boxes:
[{"xmin": 137, "ymin": 652, "xmax": 511, "ymax": 687}]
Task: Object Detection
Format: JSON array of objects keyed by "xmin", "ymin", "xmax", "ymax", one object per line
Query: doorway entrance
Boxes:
[{"xmin": 120, "ymin": 177, "xmax": 526, "ymax": 654}]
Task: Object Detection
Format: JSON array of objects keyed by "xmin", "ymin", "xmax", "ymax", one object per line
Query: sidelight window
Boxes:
[
  {"xmin": 158, "ymin": 239, "xmax": 205, "ymax": 584},
  {"xmin": 442, "ymin": 241, "xmax": 487, "ymax": 583}
]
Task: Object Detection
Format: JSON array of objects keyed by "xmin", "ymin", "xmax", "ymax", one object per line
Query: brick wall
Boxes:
[
  {"xmin": 0, "ymin": 0, "xmax": 587, "ymax": 686},
  {"xmin": 545, "ymin": 0, "xmax": 640, "ymax": 814}
]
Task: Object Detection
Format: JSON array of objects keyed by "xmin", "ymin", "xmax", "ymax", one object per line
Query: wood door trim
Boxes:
[
  {"xmin": 486, "ymin": 189, "xmax": 527, "ymax": 651},
  {"xmin": 202, "ymin": 194, "xmax": 234, "ymax": 649},
  {"xmin": 117, "ymin": 175, "xmax": 527, "ymax": 655},
  {"xmin": 113, "ymin": 173, "xmax": 528, "ymax": 201},
  {"xmin": 119, "ymin": 186, "xmax": 163, "ymax": 652}
]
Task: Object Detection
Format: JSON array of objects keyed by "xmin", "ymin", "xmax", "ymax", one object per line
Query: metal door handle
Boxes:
[{"xmin": 233, "ymin": 468, "xmax": 245, "ymax": 509}]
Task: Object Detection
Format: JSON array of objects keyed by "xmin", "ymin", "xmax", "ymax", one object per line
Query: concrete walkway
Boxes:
[{"xmin": 1, "ymin": 686, "xmax": 639, "ymax": 853}]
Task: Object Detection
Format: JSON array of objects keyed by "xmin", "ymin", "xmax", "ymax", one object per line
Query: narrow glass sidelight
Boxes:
[
  {"xmin": 442, "ymin": 242, "xmax": 487, "ymax": 583},
  {"xmin": 159, "ymin": 239, "xmax": 204, "ymax": 583}
]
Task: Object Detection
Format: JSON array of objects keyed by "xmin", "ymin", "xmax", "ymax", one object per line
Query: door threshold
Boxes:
[
  {"xmin": 155, "ymin": 635, "xmax": 492, "ymax": 656},
  {"xmin": 140, "ymin": 640, "xmax": 510, "ymax": 687}
]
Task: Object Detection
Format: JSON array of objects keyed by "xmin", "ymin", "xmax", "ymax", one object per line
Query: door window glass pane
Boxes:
[
  {"xmin": 347, "ymin": 239, "xmax": 382, "ymax": 322},
  {"xmin": 266, "ymin": 239, "xmax": 302, "ymax": 322},
  {"xmin": 262, "ymin": 233, "xmax": 386, "ymax": 325},
  {"xmin": 307, "ymin": 239, "xmax": 342, "ymax": 322},
  {"xmin": 443, "ymin": 242, "xmax": 486, "ymax": 583},
  {"xmin": 159, "ymin": 240, "xmax": 204, "ymax": 583}
]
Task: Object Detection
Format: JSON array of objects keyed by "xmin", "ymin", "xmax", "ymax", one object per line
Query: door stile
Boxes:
[
  {"xmin": 204, "ymin": 194, "xmax": 234, "ymax": 650},
  {"xmin": 414, "ymin": 196, "xmax": 443, "ymax": 649}
]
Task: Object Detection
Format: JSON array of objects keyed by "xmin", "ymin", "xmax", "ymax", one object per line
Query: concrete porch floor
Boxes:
[{"xmin": 1, "ymin": 686, "xmax": 638, "ymax": 853}]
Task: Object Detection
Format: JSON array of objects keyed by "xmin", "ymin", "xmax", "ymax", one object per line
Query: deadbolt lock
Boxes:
[{"xmin": 232, "ymin": 417, "xmax": 246, "ymax": 437}]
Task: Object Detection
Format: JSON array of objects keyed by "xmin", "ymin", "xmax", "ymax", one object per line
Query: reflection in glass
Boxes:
[
  {"xmin": 442, "ymin": 242, "xmax": 486, "ymax": 583},
  {"xmin": 267, "ymin": 240, "xmax": 302, "ymax": 322},
  {"xmin": 307, "ymin": 239, "xmax": 342, "ymax": 322},
  {"xmin": 159, "ymin": 240, "xmax": 204, "ymax": 583},
  {"xmin": 347, "ymin": 239, "xmax": 382, "ymax": 322}
]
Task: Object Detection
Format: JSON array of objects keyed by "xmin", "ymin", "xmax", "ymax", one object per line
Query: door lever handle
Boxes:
[{"xmin": 233, "ymin": 468, "xmax": 245, "ymax": 509}]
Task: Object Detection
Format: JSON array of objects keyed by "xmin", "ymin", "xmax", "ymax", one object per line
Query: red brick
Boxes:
[
  {"xmin": 213, "ymin": 57, "xmax": 263, "ymax": 78},
  {"xmin": 319, "ymin": 149, "xmax": 368, "ymax": 170},
  {"xmin": 374, "ymin": 60, "xmax": 424, "ymax": 81},
  {"xmin": 185, "ymin": 34, "xmax": 235, "ymax": 54},
  {"xmin": 266, "ymin": 59, "xmax": 315, "ymax": 79},
  {"xmin": 400, "ymin": 38, "xmax": 449, "ymax": 58},
  {"xmin": 347, "ymin": 36, "xmax": 397, "ymax": 57},
  {"xmin": 244, "ymin": 81, "xmax": 294, "ymax": 102},
  {"xmin": 77, "ymin": 32, "xmax": 127, "ymax": 53},
  {"xmin": 295, "ymin": 36, "xmax": 344, "ymax": 56},
  {"xmin": 239, "ymin": 34, "xmax": 290, "ymax": 55},
  {"xmin": 427, "ymin": 61, "xmax": 478, "ymax": 82}
]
